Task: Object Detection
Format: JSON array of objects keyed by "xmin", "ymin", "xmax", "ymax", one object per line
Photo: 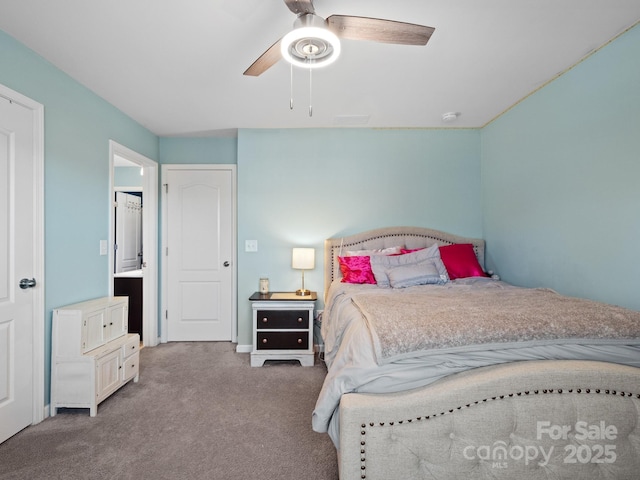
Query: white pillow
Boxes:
[
  {"xmin": 345, "ymin": 246, "xmax": 403, "ymax": 257},
  {"xmin": 370, "ymin": 243, "xmax": 449, "ymax": 288},
  {"xmin": 387, "ymin": 261, "xmax": 448, "ymax": 288}
]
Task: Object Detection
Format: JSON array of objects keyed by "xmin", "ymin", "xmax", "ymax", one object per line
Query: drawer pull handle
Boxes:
[
  {"xmin": 297, "ymin": 317, "xmax": 303, "ymax": 323},
  {"xmin": 297, "ymin": 338, "xmax": 303, "ymax": 344},
  {"xmin": 262, "ymin": 318, "xmax": 268, "ymax": 323},
  {"xmin": 131, "ymin": 346, "xmax": 135, "ymax": 350},
  {"xmin": 262, "ymin": 339, "xmax": 268, "ymax": 344}
]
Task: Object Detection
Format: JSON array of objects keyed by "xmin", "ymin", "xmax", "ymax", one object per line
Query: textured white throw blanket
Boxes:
[{"xmin": 352, "ymin": 285, "xmax": 640, "ymax": 365}]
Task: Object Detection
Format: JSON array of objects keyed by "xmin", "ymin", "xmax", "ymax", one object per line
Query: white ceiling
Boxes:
[{"xmin": 1, "ymin": 0, "xmax": 639, "ymax": 137}]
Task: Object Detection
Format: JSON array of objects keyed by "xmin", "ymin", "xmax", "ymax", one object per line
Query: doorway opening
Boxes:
[{"xmin": 108, "ymin": 141, "xmax": 159, "ymax": 347}]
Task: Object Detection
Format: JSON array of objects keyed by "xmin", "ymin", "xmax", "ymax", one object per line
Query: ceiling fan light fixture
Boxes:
[{"xmin": 280, "ymin": 14, "xmax": 341, "ymax": 69}]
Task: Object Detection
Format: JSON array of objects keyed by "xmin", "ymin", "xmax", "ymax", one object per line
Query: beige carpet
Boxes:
[{"xmin": 0, "ymin": 342, "xmax": 338, "ymax": 480}]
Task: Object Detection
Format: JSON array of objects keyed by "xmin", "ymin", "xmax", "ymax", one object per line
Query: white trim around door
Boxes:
[{"xmin": 108, "ymin": 141, "xmax": 159, "ymax": 347}]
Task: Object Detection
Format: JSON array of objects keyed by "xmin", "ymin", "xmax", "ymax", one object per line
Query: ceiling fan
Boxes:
[{"xmin": 244, "ymin": 0, "xmax": 435, "ymax": 76}]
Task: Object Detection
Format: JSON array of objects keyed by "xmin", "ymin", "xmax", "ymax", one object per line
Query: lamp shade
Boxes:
[{"xmin": 292, "ymin": 248, "xmax": 315, "ymax": 270}]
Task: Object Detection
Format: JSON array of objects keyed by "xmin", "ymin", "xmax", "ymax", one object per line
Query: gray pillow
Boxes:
[
  {"xmin": 370, "ymin": 243, "xmax": 449, "ymax": 287},
  {"xmin": 387, "ymin": 260, "xmax": 448, "ymax": 288}
]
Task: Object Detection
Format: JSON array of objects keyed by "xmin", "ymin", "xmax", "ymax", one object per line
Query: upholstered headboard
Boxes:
[{"xmin": 324, "ymin": 226, "xmax": 486, "ymax": 300}]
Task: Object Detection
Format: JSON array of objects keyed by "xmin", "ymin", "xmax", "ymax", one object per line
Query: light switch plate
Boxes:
[
  {"xmin": 245, "ymin": 240, "xmax": 258, "ymax": 252},
  {"xmin": 99, "ymin": 240, "xmax": 108, "ymax": 256}
]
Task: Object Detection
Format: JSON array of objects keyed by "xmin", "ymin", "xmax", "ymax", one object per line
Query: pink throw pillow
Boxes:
[
  {"xmin": 438, "ymin": 244, "xmax": 488, "ymax": 279},
  {"xmin": 338, "ymin": 256, "xmax": 376, "ymax": 284},
  {"xmin": 400, "ymin": 248, "xmax": 425, "ymax": 254}
]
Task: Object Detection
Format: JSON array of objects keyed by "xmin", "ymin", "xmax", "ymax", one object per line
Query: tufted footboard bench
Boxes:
[{"xmin": 339, "ymin": 360, "xmax": 640, "ymax": 479}]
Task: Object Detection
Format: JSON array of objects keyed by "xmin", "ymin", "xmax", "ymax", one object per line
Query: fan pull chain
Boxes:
[
  {"xmin": 290, "ymin": 62, "xmax": 294, "ymax": 110},
  {"xmin": 309, "ymin": 66, "xmax": 313, "ymax": 117}
]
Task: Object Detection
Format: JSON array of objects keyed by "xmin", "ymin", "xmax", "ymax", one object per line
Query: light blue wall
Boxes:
[
  {"xmin": 114, "ymin": 167, "xmax": 143, "ymax": 187},
  {"xmin": 481, "ymin": 23, "xmax": 640, "ymax": 311},
  {"xmin": 236, "ymin": 128, "xmax": 482, "ymax": 346},
  {"xmin": 0, "ymin": 30, "xmax": 159, "ymax": 403},
  {"xmin": 159, "ymin": 136, "xmax": 237, "ymax": 164}
]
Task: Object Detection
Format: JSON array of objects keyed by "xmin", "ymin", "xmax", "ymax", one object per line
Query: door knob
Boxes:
[
  {"xmin": 223, "ymin": 261, "xmax": 230, "ymax": 267},
  {"xmin": 19, "ymin": 278, "xmax": 37, "ymax": 289}
]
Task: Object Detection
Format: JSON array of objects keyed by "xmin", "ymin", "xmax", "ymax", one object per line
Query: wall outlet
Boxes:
[{"xmin": 245, "ymin": 240, "xmax": 258, "ymax": 252}]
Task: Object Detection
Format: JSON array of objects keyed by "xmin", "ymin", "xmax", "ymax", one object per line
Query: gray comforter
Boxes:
[{"xmin": 311, "ymin": 278, "xmax": 640, "ymax": 447}]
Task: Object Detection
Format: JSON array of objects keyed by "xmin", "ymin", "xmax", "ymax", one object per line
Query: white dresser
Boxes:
[{"xmin": 50, "ymin": 296, "xmax": 140, "ymax": 417}]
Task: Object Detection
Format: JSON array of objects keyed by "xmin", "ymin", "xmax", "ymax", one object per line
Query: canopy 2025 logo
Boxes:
[{"xmin": 462, "ymin": 420, "xmax": 618, "ymax": 468}]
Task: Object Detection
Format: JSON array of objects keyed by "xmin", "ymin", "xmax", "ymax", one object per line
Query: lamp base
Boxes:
[{"xmin": 295, "ymin": 289, "xmax": 311, "ymax": 296}]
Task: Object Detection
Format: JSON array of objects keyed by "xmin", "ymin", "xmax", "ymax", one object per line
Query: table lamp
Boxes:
[{"xmin": 292, "ymin": 247, "xmax": 315, "ymax": 296}]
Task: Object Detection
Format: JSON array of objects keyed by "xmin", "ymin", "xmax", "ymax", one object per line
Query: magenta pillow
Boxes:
[
  {"xmin": 338, "ymin": 256, "xmax": 376, "ymax": 284},
  {"xmin": 438, "ymin": 244, "xmax": 488, "ymax": 279},
  {"xmin": 400, "ymin": 248, "xmax": 424, "ymax": 254}
]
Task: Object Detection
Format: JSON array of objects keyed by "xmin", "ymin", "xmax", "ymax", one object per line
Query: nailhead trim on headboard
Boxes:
[{"xmin": 356, "ymin": 388, "xmax": 640, "ymax": 479}]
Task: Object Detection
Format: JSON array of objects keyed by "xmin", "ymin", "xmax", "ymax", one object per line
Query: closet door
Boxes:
[{"xmin": 164, "ymin": 166, "xmax": 234, "ymax": 341}]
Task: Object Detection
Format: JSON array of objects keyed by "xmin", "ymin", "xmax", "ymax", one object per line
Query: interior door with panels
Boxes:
[
  {"xmin": 0, "ymin": 94, "xmax": 38, "ymax": 443},
  {"xmin": 164, "ymin": 166, "xmax": 236, "ymax": 342}
]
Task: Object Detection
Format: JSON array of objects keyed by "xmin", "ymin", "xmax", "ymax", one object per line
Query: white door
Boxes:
[
  {"xmin": 0, "ymin": 96, "xmax": 35, "ymax": 443},
  {"xmin": 165, "ymin": 167, "xmax": 235, "ymax": 341},
  {"xmin": 115, "ymin": 191, "xmax": 142, "ymax": 272}
]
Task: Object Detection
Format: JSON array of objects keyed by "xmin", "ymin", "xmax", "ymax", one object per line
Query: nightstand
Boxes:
[{"xmin": 249, "ymin": 291, "xmax": 317, "ymax": 367}]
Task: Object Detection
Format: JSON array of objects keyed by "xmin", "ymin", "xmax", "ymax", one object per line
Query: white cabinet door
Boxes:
[
  {"xmin": 165, "ymin": 167, "xmax": 234, "ymax": 341},
  {"xmin": 96, "ymin": 350, "xmax": 121, "ymax": 403},
  {"xmin": 106, "ymin": 302, "xmax": 128, "ymax": 341},
  {"xmin": 84, "ymin": 309, "xmax": 106, "ymax": 352}
]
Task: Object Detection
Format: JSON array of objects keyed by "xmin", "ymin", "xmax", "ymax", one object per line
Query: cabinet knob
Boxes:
[
  {"xmin": 262, "ymin": 318, "xmax": 268, "ymax": 323},
  {"xmin": 297, "ymin": 317, "xmax": 303, "ymax": 323},
  {"xmin": 262, "ymin": 338, "xmax": 268, "ymax": 344},
  {"xmin": 297, "ymin": 338, "xmax": 303, "ymax": 344}
]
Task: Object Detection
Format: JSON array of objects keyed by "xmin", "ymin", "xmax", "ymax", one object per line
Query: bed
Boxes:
[{"xmin": 311, "ymin": 226, "xmax": 640, "ymax": 479}]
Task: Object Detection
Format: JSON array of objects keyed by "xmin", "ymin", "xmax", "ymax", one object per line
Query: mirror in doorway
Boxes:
[
  {"xmin": 113, "ymin": 163, "xmax": 144, "ymax": 338},
  {"xmin": 114, "ymin": 190, "xmax": 143, "ymax": 273}
]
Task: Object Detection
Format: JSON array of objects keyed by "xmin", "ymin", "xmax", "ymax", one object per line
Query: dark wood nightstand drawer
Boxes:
[
  {"xmin": 256, "ymin": 310, "xmax": 309, "ymax": 329},
  {"xmin": 257, "ymin": 331, "xmax": 309, "ymax": 350}
]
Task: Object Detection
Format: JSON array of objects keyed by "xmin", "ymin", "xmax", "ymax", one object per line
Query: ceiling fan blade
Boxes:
[
  {"xmin": 284, "ymin": 0, "xmax": 315, "ymax": 15},
  {"xmin": 327, "ymin": 15, "xmax": 435, "ymax": 46},
  {"xmin": 243, "ymin": 38, "xmax": 283, "ymax": 76}
]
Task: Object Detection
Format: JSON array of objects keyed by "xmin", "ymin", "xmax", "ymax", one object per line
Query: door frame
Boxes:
[
  {"xmin": 108, "ymin": 141, "xmax": 159, "ymax": 347},
  {"xmin": 0, "ymin": 84, "xmax": 45, "ymax": 423},
  {"xmin": 160, "ymin": 164, "xmax": 237, "ymax": 343}
]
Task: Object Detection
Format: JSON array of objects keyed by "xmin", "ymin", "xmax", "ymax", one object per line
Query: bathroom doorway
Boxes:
[{"xmin": 108, "ymin": 141, "xmax": 159, "ymax": 347}]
